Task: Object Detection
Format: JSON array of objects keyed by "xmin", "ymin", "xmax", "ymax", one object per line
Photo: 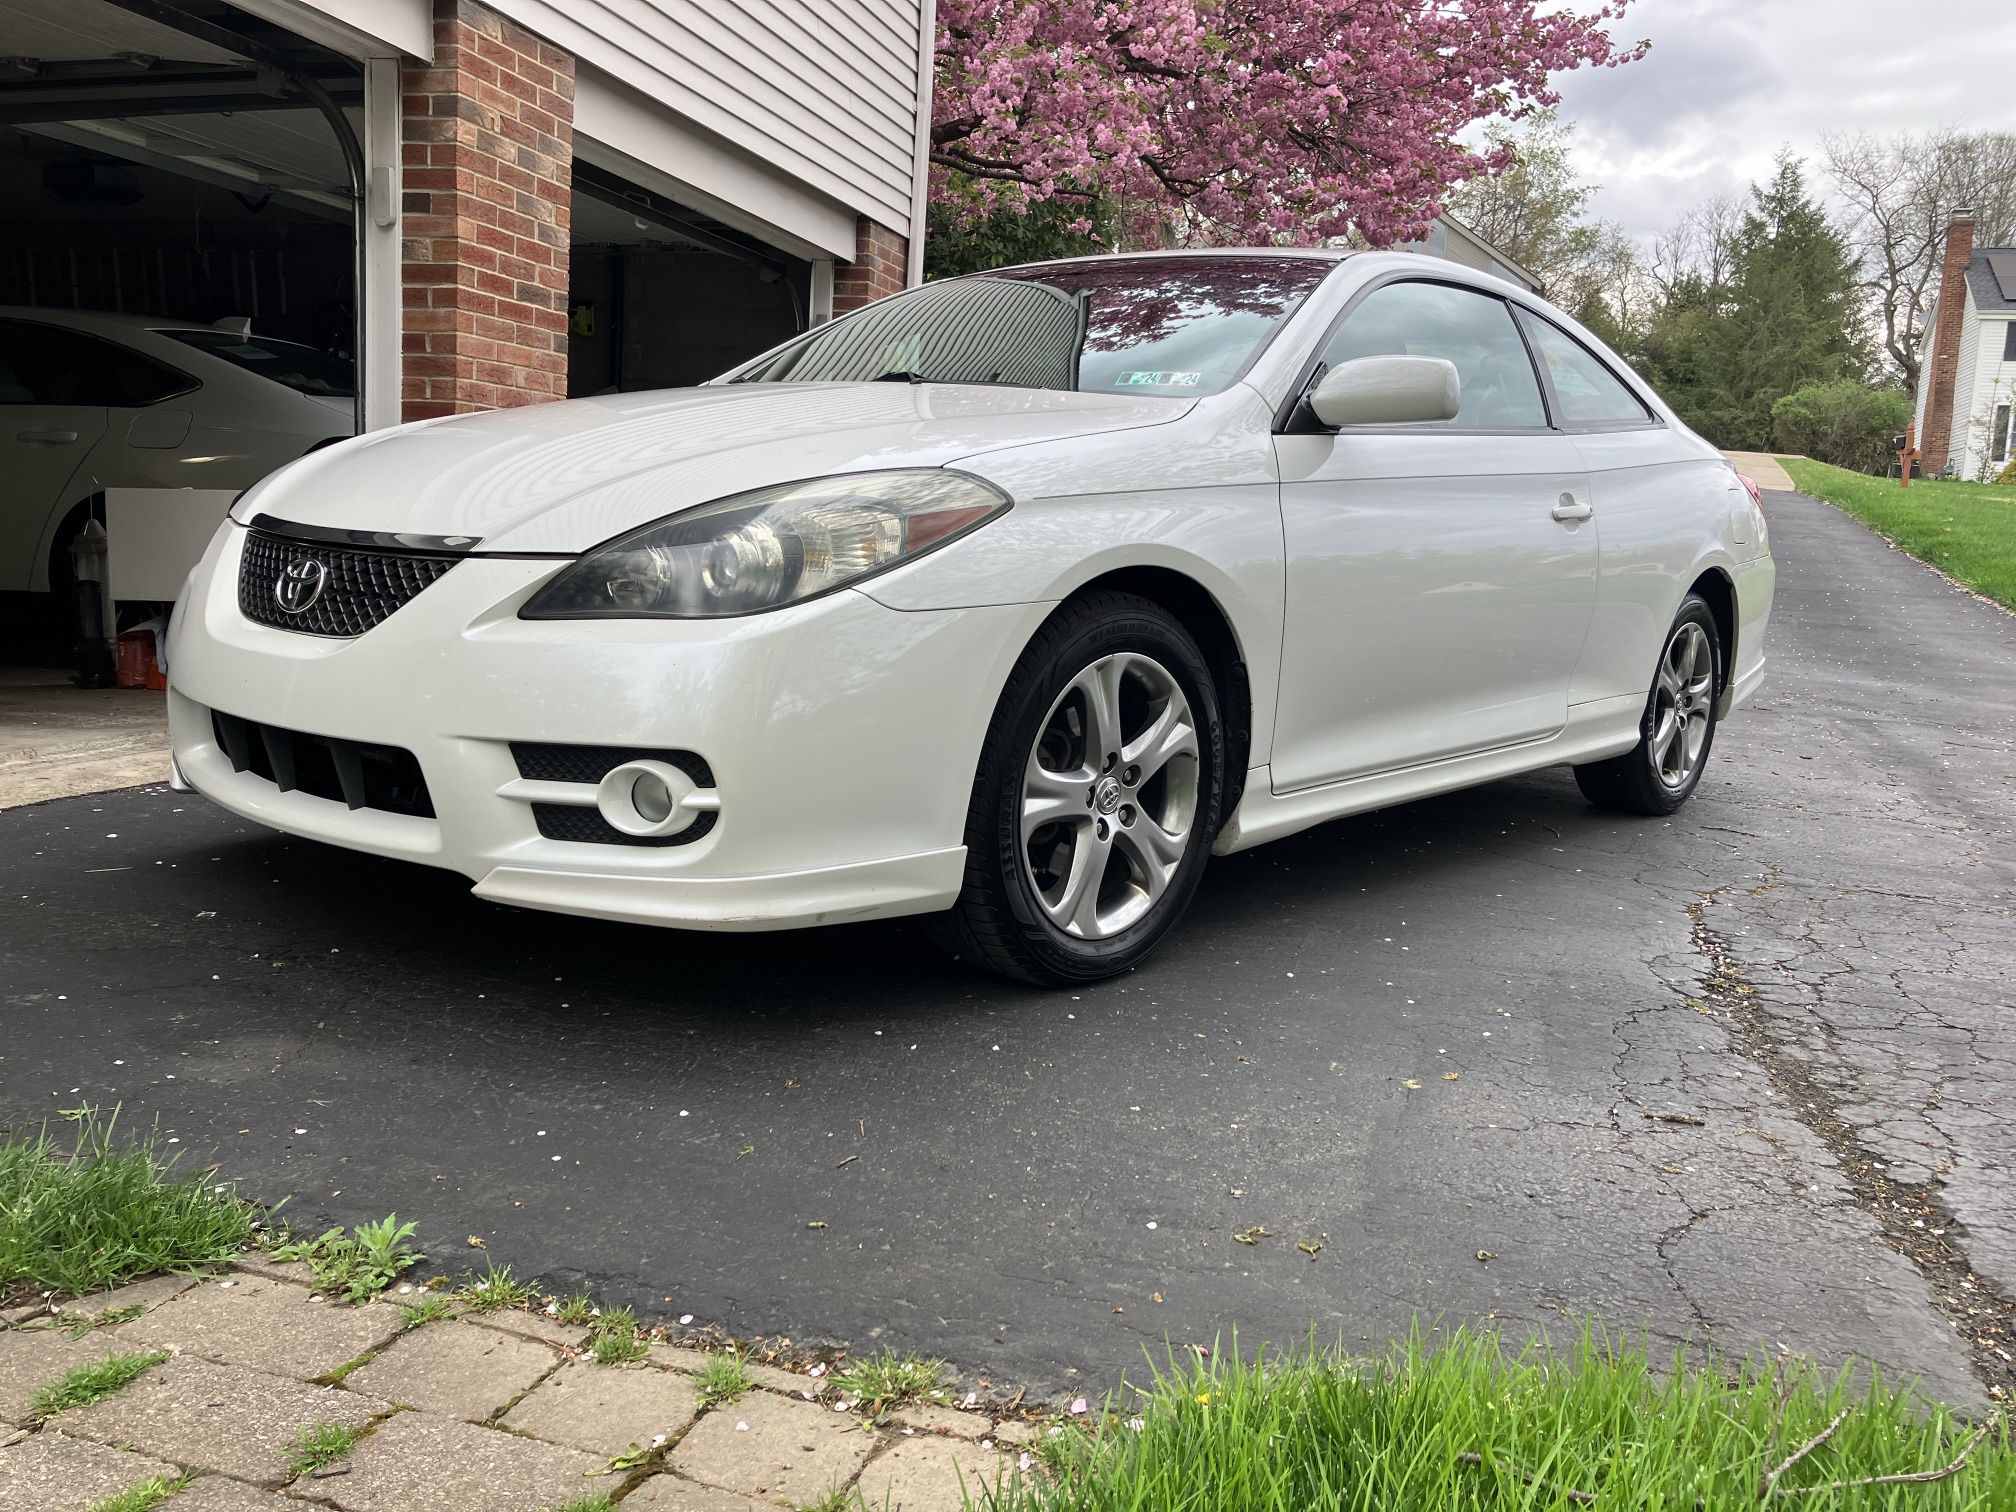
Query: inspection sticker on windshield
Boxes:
[{"xmin": 1115, "ymin": 370, "xmax": 1202, "ymax": 387}]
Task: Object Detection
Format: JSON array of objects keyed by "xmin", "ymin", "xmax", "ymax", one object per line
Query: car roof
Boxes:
[
  {"xmin": 985, "ymin": 247, "xmax": 1356, "ymax": 276},
  {"xmin": 0, "ymin": 306, "xmax": 224, "ymax": 338}
]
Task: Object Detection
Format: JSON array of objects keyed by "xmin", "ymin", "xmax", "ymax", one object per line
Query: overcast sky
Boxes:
[{"xmin": 1549, "ymin": 0, "xmax": 2016, "ymax": 242}]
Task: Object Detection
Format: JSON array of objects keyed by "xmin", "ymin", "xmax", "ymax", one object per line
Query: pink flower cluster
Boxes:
[{"xmin": 933, "ymin": 1, "xmax": 1641, "ymax": 246}]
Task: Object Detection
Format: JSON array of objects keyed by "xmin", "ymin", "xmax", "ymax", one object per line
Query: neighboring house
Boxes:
[
  {"xmin": 1913, "ymin": 210, "xmax": 2016, "ymax": 480},
  {"xmin": 1395, "ymin": 214, "xmax": 1542, "ymax": 295}
]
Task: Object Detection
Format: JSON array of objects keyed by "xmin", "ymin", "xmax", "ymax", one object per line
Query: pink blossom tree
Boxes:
[{"xmin": 932, "ymin": 1, "xmax": 1644, "ymax": 247}]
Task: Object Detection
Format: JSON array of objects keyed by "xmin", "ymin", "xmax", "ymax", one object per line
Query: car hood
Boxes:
[{"xmin": 235, "ymin": 383, "xmax": 1191, "ymax": 553}]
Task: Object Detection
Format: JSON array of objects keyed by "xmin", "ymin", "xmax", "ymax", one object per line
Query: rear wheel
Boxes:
[
  {"xmin": 930, "ymin": 592, "xmax": 1224, "ymax": 984},
  {"xmin": 1574, "ymin": 594, "xmax": 1721, "ymax": 815}
]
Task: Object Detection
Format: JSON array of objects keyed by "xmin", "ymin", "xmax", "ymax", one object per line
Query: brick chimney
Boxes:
[{"xmin": 1920, "ymin": 208, "xmax": 1976, "ymax": 474}]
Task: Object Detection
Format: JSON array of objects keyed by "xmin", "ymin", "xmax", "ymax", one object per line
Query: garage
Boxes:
[{"xmin": 1, "ymin": 0, "xmax": 373, "ymax": 667}]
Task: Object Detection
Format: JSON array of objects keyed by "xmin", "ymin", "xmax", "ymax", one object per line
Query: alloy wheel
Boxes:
[
  {"xmin": 1019, "ymin": 652, "xmax": 1201, "ymax": 940},
  {"xmin": 1650, "ymin": 619, "xmax": 1714, "ymax": 788}
]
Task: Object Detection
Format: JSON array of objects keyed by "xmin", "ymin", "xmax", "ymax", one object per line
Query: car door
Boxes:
[
  {"xmin": 1270, "ymin": 278, "xmax": 1598, "ymax": 791},
  {"xmin": 1513, "ymin": 308, "xmax": 1699, "ymax": 707},
  {"xmin": 0, "ymin": 320, "xmax": 113, "ymax": 593}
]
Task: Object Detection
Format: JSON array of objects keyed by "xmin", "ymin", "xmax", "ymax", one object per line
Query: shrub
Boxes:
[{"xmin": 1771, "ymin": 380, "xmax": 1910, "ymax": 472}]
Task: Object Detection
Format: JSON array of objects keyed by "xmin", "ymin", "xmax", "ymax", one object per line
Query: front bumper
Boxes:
[{"xmin": 168, "ymin": 523, "xmax": 1045, "ymax": 930}]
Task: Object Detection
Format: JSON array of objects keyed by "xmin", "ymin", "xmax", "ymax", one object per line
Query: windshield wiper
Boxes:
[{"xmin": 872, "ymin": 370, "xmax": 931, "ymax": 383}]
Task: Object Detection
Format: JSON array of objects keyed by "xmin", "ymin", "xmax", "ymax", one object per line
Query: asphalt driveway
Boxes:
[{"xmin": 4, "ymin": 490, "xmax": 2011, "ymax": 1409}]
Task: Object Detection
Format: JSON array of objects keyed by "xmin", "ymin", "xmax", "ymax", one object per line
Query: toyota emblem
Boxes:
[{"xmin": 275, "ymin": 557, "xmax": 329, "ymax": 615}]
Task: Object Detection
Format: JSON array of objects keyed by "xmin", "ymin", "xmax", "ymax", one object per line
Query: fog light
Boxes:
[{"xmin": 596, "ymin": 759, "xmax": 709, "ymax": 838}]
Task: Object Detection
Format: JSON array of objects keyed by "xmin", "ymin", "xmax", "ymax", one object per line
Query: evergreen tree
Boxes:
[
  {"xmin": 1630, "ymin": 156, "xmax": 1866, "ymax": 447},
  {"xmin": 1704, "ymin": 154, "xmax": 1869, "ymax": 448}
]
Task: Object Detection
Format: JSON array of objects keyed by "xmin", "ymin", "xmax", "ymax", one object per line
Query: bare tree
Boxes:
[
  {"xmin": 1648, "ymin": 193, "xmax": 1744, "ymax": 304},
  {"xmin": 1824, "ymin": 129, "xmax": 2016, "ymax": 391}
]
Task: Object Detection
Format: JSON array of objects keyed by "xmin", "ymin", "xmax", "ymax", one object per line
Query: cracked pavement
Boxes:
[{"xmin": 2, "ymin": 489, "xmax": 2010, "ymax": 1409}]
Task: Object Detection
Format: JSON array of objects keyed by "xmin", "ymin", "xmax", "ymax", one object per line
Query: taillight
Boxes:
[{"xmin": 1737, "ymin": 473, "xmax": 1763, "ymax": 507}]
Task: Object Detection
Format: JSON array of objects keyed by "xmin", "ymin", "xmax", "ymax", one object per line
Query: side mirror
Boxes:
[{"xmin": 1306, "ymin": 355, "xmax": 1461, "ymax": 429}]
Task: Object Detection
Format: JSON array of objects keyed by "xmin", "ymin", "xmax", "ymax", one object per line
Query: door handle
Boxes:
[
  {"xmin": 1551, "ymin": 494, "xmax": 1593, "ymax": 523},
  {"xmin": 18, "ymin": 428, "xmax": 80, "ymax": 445}
]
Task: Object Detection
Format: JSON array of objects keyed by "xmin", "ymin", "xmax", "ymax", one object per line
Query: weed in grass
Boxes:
[
  {"xmin": 587, "ymin": 1305, "xmax": 650, "ymax": 1366},
  {"xmin": 459, "ymin": 1261, "xmax": 536, "ymax": 1312},
  {"xmin": 83, "ymin": 1474, "xmax": 192, "ymax": 1512},
  {"xmin": 554, "ymin": 1294, "xmax": 595, "ymax": 1326},
  {"xmin": 397, "ymin": 1294, "xmax": 459, "ymax": 1328},
  {"xmin": 792, "ymin": 1488, "xmax": 864, "ymax": 1512},
  {"xmin": 694, "ymin": 1351, "xmax": 754, "ymax": 1409},
  {"xmin": 0, "ymin": 1109, "xmax": 254, "ymax": 1299},
  {"xmin": 271, "ymin": 1215, "xmax": 420, "ymax": 1302},
  {"xmin": 288, "ymin": 1420, "xmax": 365, "ymax": 1476},
  {"xmin": 30, "ymin": 1349, "xmax": 170, "ymax": 1419},
  {"xmin": 546, "ymin": 1496, "xmax": 620, "ymax": 1512},
  {"xmin": 991, "ymin": 1325, "xmax": 2016, "ymax": 1511},
  {"xmin": 832, "ymin": 1348, "xmax": 947, "ymax": 1413}
]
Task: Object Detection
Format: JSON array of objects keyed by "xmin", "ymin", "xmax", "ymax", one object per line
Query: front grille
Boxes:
[
  {"xmin": 212, "ymin": 711, "xmax": 433, "ymax": 817},
  {"xmin": 238, "ymin": 529, "xmax": 457, "ymax": 638},
  {"xmin": 510, "ymin": 742, "xmax": 716, "ymax": 848}
]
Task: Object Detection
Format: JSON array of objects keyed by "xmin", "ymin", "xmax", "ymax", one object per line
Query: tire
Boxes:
[
  {"xmin": 929, "ymin": 591, "xmax": 1225, "ymax": 985},
  {"xmin": 1574, "ymin": 593, "xmax": 1722, "ymax": 815}
]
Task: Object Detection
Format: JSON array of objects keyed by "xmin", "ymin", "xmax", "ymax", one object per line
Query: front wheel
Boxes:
[
  {"xmin": 1574, "ymin": 594, "xmax": 1722, "ymax": 815},
  {"xmin": 930, "ymin": 592, "xmax": 1224, "ymax": 985}
]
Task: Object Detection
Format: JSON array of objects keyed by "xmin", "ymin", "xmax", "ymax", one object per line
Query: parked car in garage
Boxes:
[
  {"xmin": 165, "ymin": 250, "xmax": 1774, "ymax": 984},
  {"xmin": 0, "ymin": 308, "xmax": 353, "ymax": 599}
]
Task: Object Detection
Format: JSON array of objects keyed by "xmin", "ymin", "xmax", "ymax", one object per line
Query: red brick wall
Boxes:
[
  {"xmin": 833, "ymin": 218, "xmax": 909, "ymax": 316},
  {"xmin": 1920, "ymin": 210, "xmax": 1975, "ymax": 474},
  {"xmin": 401, "ymin": 0, "xmax": 574, "ymax": 420}
]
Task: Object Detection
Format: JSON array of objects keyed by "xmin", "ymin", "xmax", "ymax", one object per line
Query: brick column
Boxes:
[
  {"xmin": 401, "ymin": 0, "xmax": 574, "ymax": 419},
  {"xmin": 832, "ymin": 218, "xmax": 909, "ymax": 316},
  {"xmin": 1919, "ymin": 209, "xmax": 1976, "ymax": 475}
]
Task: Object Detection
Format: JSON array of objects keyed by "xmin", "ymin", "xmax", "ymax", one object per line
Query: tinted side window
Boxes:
[
  {"xmin": 1521, "ymin": 315, "xmax": 1651, "ymax": 426},
  {"xmin": 104, "ymin": 346, "xmax": 195, "ymax": 406},
  {"xmin": 0, "ymin": 322, "xmax": 192, "ymax": 406},
  {"xmin": 1320, "ymin": 281, "xmax": 1546, "ymax": 429}
]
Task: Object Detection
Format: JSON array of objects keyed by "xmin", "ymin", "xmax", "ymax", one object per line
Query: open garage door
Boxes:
[
  {"xmin": 0, "ymin": 0, "xmax": 366, "ymax": 664},
  {"xmin": 568, "ymin": 161, "xmax": 815, "ymax": 396}
]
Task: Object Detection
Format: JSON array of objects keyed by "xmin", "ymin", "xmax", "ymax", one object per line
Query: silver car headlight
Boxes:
[{"xmin": 520, "ymin": 469, "xmax": 1011, "ymax": 620}]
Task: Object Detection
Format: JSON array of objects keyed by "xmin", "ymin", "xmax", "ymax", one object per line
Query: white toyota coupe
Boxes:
[{"xmin": 166, "ymin": 250, "xmax": 1774, "ymax": 983}]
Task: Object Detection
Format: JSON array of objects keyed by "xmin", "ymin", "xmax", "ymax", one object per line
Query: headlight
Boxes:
[{"xmin": 520, "ymin": 469, "xmax": 1011, "ymax": 620}]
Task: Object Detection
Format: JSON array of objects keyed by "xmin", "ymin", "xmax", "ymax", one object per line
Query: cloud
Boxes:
[{"xmin": 1549, "ymin": 0, "xmax": 2016, "ymax": 242}]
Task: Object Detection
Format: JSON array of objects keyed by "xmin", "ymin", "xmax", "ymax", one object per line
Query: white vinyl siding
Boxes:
[
  {"xmin": 1959, "ymin": 308, "xmax": 2016, "ymax": 480},
  {"xmin": 492, "ymin": 0, "xmax": 926, "ymax": 238}
]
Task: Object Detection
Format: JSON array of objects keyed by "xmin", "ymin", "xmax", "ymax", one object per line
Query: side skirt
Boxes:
[{"xmin": 1213, "ymin": 693, "xmax": 1644, "ymax": 856}]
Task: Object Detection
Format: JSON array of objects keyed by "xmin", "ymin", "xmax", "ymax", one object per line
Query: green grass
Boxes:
[
  {"xmin": 587, "ymin": 1305, "xmax": 651, "ymax": 1366},
  {"xmin": 832, "ymin": 1348, "xmax": 948, "ymax": 1413},
  {"xmin": 30, "ymin": 1349, "xmax": 171, "ymax": 1420},
  {"xmin": 84, "ymin": 1474, "xmax": 192, "ymax": 1512},
  {"xmin": 545, "ymin": 1496, "xmax": 620, "ymax": 1512},
  {"xmin": 1782, "ymin": 457, "xmax": 2016, "ymax": 610},
  {"xmin": 0, "ymin": 1111, "xmax": 255, "ymax": 1299},
  {"xmin": 397, "ymin": 1294, "xmax": 459, "ymax": 1328},
  {"xmin": 989, "ymin": 1327, "xmax": 2014, "ymax": 1511},
  {"xmin": 458, "ymin": 1261, "xmax": 536, "ymax": 1312},
  {"xmin": 288, "ymin": 1420, "xmax": 365, "ymax": 1476},
  {"xmin": 694, "ymin": 1351, "xmax": 755, "ymax": 1408},
  {"xmin": 270, "ymin": 1214, "xmax": 420, "ymax": 1303},
  {"xmin": 793, "ymin": 1489, "xmax": 865, "ymax": 1512},
  {"xmin": 554, "ymin": 1293, "xmax": 596, "ymax": 1326}
]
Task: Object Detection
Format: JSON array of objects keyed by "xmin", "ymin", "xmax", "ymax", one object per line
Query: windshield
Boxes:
[
  {"xmin": 160, "ymin": 329, "xmax": 355, "ymax": 398},
  {"xmin": 730, "ymin": 256, "xmax": 1334, "ymax": 398}
]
